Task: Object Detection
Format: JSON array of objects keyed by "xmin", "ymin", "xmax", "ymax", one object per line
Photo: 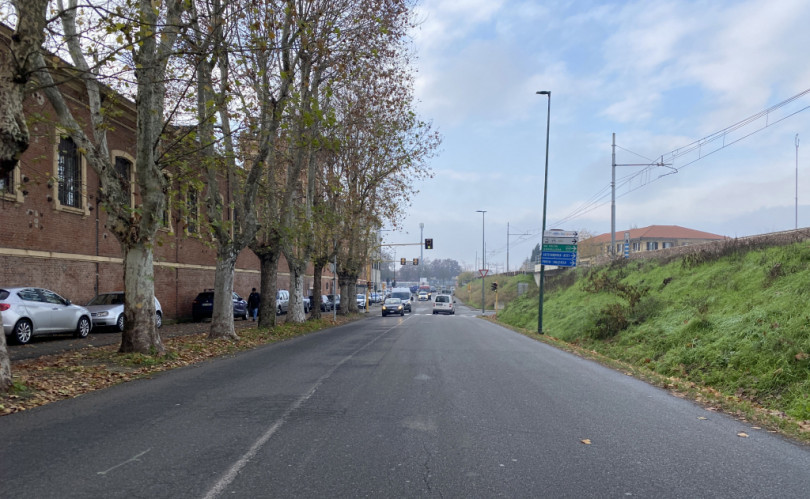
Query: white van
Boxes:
[{"xmin": 389, "ymin": 287, "xmax": 412, "ymax": 313}]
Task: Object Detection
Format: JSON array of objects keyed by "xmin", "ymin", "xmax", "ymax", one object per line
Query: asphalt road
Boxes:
[{"xmin": 1, "ymin": 299, "xmax": 808, "ymax": 498}]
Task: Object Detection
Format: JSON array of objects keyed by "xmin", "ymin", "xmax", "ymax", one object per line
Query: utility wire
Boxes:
[{"xmin": 546, "ymin": 87, "xmax": 810, "ymax": 229}]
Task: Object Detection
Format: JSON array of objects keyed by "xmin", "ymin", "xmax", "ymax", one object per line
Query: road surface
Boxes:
[{"xmin": 1, "ymin": 299, "xmax": 808, "ymax": 497}]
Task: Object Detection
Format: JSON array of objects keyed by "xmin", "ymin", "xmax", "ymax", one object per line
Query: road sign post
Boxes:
[{"xmin": 541, "ymin": 230, "xmax": 578, "ymax": 268}]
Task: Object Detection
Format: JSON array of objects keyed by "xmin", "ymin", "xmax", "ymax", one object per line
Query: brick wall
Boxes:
[{"xmin": 0, "ymin": 66, "xmax": 327, "ymax": 321}]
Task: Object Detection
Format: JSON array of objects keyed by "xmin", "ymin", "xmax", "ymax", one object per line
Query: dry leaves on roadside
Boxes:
[{"xmin": 1, "ymin": 315, "xmax": 360, "ymax": 415}]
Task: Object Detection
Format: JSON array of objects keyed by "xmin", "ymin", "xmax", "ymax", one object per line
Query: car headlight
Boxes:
[{"xmin": 96, "ymin": 311, "xmax": 109, "ymax": 317}]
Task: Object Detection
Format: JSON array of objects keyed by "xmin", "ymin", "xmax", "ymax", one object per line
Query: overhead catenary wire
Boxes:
[
  {"xmin": 545, "ymin": 87, "xmax": 810, "ymax": 230},
  {"xmin": 483, "ymin": 88, "xmax": 810, "ymax": 264}
]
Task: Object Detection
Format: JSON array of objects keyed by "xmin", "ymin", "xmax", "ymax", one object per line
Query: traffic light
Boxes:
[
  {"xmin": 413, "ymin": 258, "xmax": 419, "ymax": 265},
  {"xmin": 424, "ymin": 238, "xmax": 433, "ymax": 250},
  {"xmin": 491, "ymin": 282, "xmax": 498, "ymax": 291},
  {"xmin": 400, "ymin": 257, "xmax": 406, "ymax": 265}
]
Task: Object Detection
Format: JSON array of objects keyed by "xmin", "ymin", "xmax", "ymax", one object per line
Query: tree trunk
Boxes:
[
  {"xmin": 338, "ymin": 272, "xmax": 358, "ymax": 315},
  {"xmin": 119, "ymin": 242, "xmax": 163, "ymax": 354},
  {"xmin": 257, "ymin": 249, "xmax": 280, "ymax": 328},
  {"xmin": 0, "ymin": 324, "xmax": 11, "ymax": 391},
  {"xmin": 287, "ymin": 260, "xmax": 307, "ymax": 323},
  {"xmin": 208, "ymin": 254, "xmax": 239, "ymax": 339},
  {"xmin": 310, "ymin": 260, "xmax": 325, "ymax": 320}
]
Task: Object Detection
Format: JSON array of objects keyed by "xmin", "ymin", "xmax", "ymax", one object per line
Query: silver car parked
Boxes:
[
  {"xmin": 86, "ymin": 292, "xmax": 163, "ymax": 331},
  {"xmin": 1, "ymin": 287, "xmax": 93, "ymax": 345}
]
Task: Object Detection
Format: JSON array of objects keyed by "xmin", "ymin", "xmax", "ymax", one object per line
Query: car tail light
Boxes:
[{"xmin": 0, "ymin": 303, "xmax": 9, "ymax": 311}]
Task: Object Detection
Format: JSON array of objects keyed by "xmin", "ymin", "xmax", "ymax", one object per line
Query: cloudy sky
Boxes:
[{"xmin": 382, "ymin": 0, "xmax": 810, "ymax": 273}]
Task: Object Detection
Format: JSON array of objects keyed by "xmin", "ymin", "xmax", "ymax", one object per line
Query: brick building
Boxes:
[
  {"xmin": 578, "ymin": 225, "xmax": 727, "ymax": 265},
  {"xmin": 0, "ymin": 28, "xmax": 338, "ymax": 320}
]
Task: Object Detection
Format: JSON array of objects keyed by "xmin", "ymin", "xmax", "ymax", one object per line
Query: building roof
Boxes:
[{"xmin": 584, "ymin": 225, "xmax": 727, "ymax": 244}]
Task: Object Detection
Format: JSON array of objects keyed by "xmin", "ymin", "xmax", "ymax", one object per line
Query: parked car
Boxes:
[
  {"xmin": 432, "ymin": 294, "xmax": 455, "ymax": 315},
  {"xmin": 1, "ymin": 287, "xmax": 93, "ymax": 345},
  {"xmin": 86, "ymin": 292, "xmax": 163, "ymax": 331},
  {"xmin": 327, "ymin": 294, "xmax": 341, "ymax": 310},
  {"xmin": 356, "ymin": 294, "xmax": 367, "ymax": 309},
  {"xmin": 310, "ymin": 295, "xmax": 333, "ymax": 312},
  {"xmin": 192, "ymin": 289, "xmax": 248, "ymax": 322},
  {"xmin": 276, "ymin": 290, "xmax": 290, "ymax": 315},
  {"xmin": 302, "ymin": 295, "xmax": 311, "ymax": 314},
  {"xmin": 381, "ymin": 297, "xmax": 404, "ymax": 316},
  {"xmin": 389, "ymin": 288, "xmax": 412, "ymax": 313}
]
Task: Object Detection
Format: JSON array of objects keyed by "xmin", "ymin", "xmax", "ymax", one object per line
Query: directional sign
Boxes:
[
  {"xmin": 544, "ymin": 230, "xmax": 578, "ymax": 238},
  {"xmin": 541, "ymin": 254, "xmax": 577, "ymax": 266},
  {"xmin": 542, "ymin": 244, "xmax": 577, "ymax": 252},
  {"xmin": 542, "ymin": 229, "xmax": 578, "ymax": 267},
  {"xmin": 543, "ymin": 237, "xmax": 578, "ymax": 245},
  {"xmin": 542, "ymin": 251, "xmax": 577, "ymax": 259}
]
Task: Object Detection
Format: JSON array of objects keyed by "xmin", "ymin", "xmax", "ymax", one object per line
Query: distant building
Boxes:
[{"xmin": 578, "ymin": 225, "xmax": 727, "ymax": 264}]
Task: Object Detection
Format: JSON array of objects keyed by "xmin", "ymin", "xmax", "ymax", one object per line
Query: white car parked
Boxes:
[
  {"xmin": 1, "ymin": 287, "xmax": 92, "ymax": 344},
  {"xmin": 86, "ymin": 292, "xmax": 163, "ymax": 331}
]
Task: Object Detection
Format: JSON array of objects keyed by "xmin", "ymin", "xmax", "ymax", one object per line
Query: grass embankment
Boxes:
[
  {"xmin": 496, "ymin": 241, "xmax": 810, "ymax": 441},
  {"xmin": 455, "ymin": 272, "xmax": 536, "ymax": 311}
]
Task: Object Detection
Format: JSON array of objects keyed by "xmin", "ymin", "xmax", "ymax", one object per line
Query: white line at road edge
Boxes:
[{"xmin": 202, "ymin": 321, "xmax": 403, "ymax": 499}]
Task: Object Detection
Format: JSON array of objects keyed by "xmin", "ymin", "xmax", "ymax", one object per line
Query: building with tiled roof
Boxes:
[{"xmin": 578, "ymin": 225, "xmax": 727, "ymax": 262}]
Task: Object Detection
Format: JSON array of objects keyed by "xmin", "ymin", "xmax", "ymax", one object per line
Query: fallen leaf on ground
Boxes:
[
  {"xmin": 737, "ymin": 432, "xmax": 749, "ymax": 438},
  {"xmin": 580, "ymin": 439, "xmax": 592, "ymax": 445}
]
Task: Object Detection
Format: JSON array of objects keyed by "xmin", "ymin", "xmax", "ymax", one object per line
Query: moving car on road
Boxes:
[
  {"xmin": 381, "ymin": 297, "xmax": 405, "ymax": 316},
  {"xmin": 389, "ymin": 288, "xmax": 412, "ymax": 313},
  {"xmin": 86, "ymin": 292, "xmax": 163, "ymax": 331},
  {"xmin": 432, "ymin": 294, "xmax": 455, "ymax": 315},
  {"xmin": 1, "ymin": 287, "xmax": 92, "ymax": 344},
  {"xmin": 418, "ymin": 291, "xmax": 429, "ymax": 301}
]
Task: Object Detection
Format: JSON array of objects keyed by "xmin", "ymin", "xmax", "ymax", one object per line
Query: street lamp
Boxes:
[
  {"xmin": 537, "ymin": 90, "xmax": 551, "ymax": 334},
  {"xmin": 420, "ymin": 222, "xmax": 424, "ymax": 285},
  {"xmin": 476, "ymin": 210, "xmax": 486, "ymax": 314}
]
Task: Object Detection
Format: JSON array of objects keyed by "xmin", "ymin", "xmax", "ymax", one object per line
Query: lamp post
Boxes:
[
  {"xmin": 476, "ymin": 210, "xmax": 486, "ymax": 314},
  {"xmin": 537, "ymin": 90, "xmax": 551, "ymax": 334},
  {"xmin": 419, "ymin": 222, "xmax": 424, "ymax": 285},
  {"xmin": 796, "ymin": 134, "xmax": 800, "ymax": 230}
]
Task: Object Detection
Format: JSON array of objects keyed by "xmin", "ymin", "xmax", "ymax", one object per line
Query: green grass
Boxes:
[{"xmin": 495, "ymin": 241, "xmax": 810, "ymax": 427}]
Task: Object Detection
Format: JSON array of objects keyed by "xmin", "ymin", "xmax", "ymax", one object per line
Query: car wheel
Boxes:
[
  {"xmin": 116, "ymin": 314, "xmax": 125, "ymax": 332},
  {"xmin": 155, "ymin": 311, "xmax": 163, "ymax": 328},
  {"xmin": 193, "ymin": 314, "xmax": 201, "ymax": 322},
  {"xmin": 276, "ymin": 306, "xmax": 282, "ymax": 316},
  {"xmin": 242, "ymin": 311, "xmax": 249, "ymax": 321},
  {"xmin": 400, "ymin": 311, "xmax": 404, "ymax": 316},
  {"xmin": 12, "ymin": 320, "xmax": 33, "ymax": 345},
  {"xmin": 75, "ymin": 316, "xmax": 91, "ymax": 338}
]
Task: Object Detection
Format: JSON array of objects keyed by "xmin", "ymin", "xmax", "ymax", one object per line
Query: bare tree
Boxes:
[
  {"xmin": 0, "ymin": 0, "xmax": 49, "ymax": 391},
  {"xmin": 31, "ymin": 0, "xmax": 185, "ymax": 354}
]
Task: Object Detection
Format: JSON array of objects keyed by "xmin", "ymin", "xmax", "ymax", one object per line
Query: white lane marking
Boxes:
[
  {"xmin": 97, "ymin": 449, "xmax": 151, "ymax": 475},
  {"xmin": 203, "ymin": 322, "xmax": 402, "ymax": 498}
]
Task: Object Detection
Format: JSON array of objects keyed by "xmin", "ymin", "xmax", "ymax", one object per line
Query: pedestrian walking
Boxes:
[{"xmin": 247, "ymin": 288, "xmax": 261, "ymax": 321}]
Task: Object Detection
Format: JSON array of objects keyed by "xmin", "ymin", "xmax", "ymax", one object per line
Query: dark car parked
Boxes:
[
  {"xmin": 191, "ymin": 289, "xmax": 248, "ymax": 322},
  {"xmin": 309, "ymin": 295, "xmax": 333, "ymax": 312}
]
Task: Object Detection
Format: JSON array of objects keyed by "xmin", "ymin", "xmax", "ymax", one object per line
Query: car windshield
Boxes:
[
  {"xmin": 87, "ymin": 293, "xmax": 123, "ymax": 306},
  {"xmin": 385, "ymin": 298, "xmax": 401, "ymax": 305},
  {"xmin": 391, "ymin": 292, "xmax": 409, "ymax": 300}
]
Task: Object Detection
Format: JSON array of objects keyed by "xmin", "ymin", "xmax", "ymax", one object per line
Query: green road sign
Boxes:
[{"xmin": 542, "ymin": 244, "xmax": 577, "ymax": 252}]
